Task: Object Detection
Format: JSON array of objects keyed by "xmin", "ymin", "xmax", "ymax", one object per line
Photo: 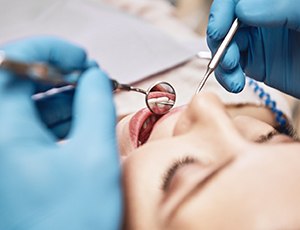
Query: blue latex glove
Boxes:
[
  {"xmin": 206, "ymin": 0, "xmax": 300, "ymax": 98},
  {"xmin": 0, "ymin": 37, "xmax": 122, "ymax": 229}
]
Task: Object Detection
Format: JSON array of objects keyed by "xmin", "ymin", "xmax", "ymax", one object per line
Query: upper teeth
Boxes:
[{"xmin": 148, "ymin": 96, "xmax": 169, "ymax": 104}]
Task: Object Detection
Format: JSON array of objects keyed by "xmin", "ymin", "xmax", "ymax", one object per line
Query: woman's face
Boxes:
[{"xmin": 117, "ymin": 93, "xmax": 300, "ymax": 230}]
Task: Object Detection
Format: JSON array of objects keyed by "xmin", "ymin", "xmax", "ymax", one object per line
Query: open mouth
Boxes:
[
  {"xmin": 129, "ymin": 108, "xmax": 162, "ymax": 147},
  {"xmin": 127, "ymin": 105, "xmax": 183, "ymax": 149}
]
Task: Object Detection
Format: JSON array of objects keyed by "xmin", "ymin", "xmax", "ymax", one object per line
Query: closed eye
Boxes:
[
  {"xmin": 255, "ymin": 130, "xmax": 279, "ymax": 143},
  {"xmin": 255, "ymin": 125, "xmax": 300, "ymax": 144},
  {"xmin": 161, "ymin": 156, "xmax": 197, "ymax": 192}
]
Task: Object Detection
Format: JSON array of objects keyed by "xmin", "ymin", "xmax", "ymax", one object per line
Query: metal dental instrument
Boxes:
[
  {"xmin": 0, "ymin": 51, "xmax": 176, "ymax": 115},
  {"xmin": 195, "ymin": 18, "xmax": 240, "ymax": 94},
  {"xmin": 0, "ymin": 51, "xmax": 77, "ymax": 86},
  {"xmin": 111, "ymin": 79, "xmax": 176, "ymax": 115}
]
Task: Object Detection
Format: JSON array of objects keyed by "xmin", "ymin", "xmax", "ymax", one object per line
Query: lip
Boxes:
[
  {"xmin": 128, "ymin": 106, "xmax": 186, "ymax": 148},
  {"xmin": 128, "ymin": 108, "xmax": 162, "ymax": 148}
]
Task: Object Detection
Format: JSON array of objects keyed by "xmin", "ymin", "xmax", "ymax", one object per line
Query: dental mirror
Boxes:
[
  {"xmin": 146, "ymin": 82, "xmax": 176, "ymax": 115},
  {"xmin": 112, "ymin": 80, "xmax": 176, "ymax": 115}
]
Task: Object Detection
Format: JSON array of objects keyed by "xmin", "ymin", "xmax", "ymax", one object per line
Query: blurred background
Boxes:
[{"xmin": 165, "ymin": 0, "xmax": 212, "ymax": 36}]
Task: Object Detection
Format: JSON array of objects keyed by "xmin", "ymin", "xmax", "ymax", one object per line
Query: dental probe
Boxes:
[
  {"xmin": 0, "ymin": 51, "xmax": 77, "ymax": 86},
  {"xmin": 0, "ymin": 52, "xmax": 131, "ymax": 96},
  {"xmin": 195, "ymin": 18, "xmax": 240, "ymax": 94}
]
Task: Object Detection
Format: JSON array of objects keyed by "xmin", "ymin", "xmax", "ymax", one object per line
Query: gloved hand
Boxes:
[
  {"xmin": 206, "ymin": 0, "xmax": 300, "ymax": 98},
  {"xmin": 34, "ymin": 86, "xmax": 76, "ymax": 139},
  {"xmin": 0, "ymin": 37, "xmax": 122, "ymax": 229}
]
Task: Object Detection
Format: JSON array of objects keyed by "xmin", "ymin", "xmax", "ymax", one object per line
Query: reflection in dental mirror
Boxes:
[{"xmin": 146, "ymin": 82, "xmax": 176, "ymax": 115}]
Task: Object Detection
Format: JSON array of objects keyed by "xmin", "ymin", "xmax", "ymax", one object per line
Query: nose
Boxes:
[
  {"xmin": 172, "ymin": 92, "xmax": 246, "ymax": 161},
  {"xmin": 173, "ymin": 93, "xmax": 241, "ymax": 142}
]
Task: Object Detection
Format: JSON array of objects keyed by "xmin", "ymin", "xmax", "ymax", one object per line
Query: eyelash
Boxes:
[
  {"xmin": 161, "ymin": 156, "xmax": 197, "ymax": 191},
  {"xmin": 256, "ymin": 130, "xmax": 278, "ymax": 143}
]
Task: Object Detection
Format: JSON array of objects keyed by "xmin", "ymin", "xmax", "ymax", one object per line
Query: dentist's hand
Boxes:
[
  {"xmin": 207, "ymin": 0, "xmax": 300, "ymax": 98},
  {"xmin": 0, "ymin": 37, "xmax": 122, "ymax": 229}
]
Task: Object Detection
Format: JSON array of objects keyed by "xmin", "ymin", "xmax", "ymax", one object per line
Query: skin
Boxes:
[{"xmin": 117, "ymin": 92, "xmax": 300, "ymax": 230}]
